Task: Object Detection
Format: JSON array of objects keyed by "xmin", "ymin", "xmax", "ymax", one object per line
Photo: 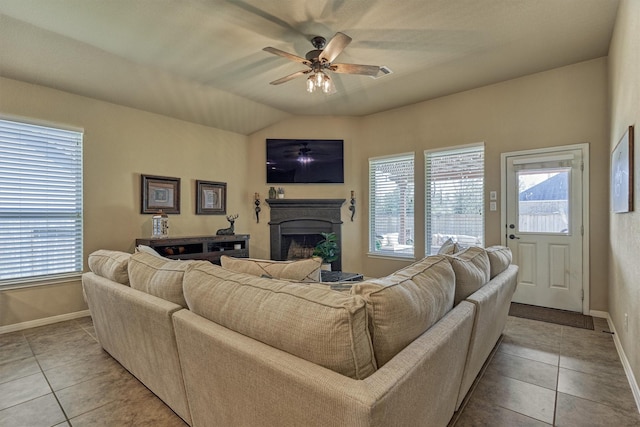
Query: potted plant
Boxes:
[{"xmin": 313, "ymin": 232, "xmax": 339, "ymax": 270}]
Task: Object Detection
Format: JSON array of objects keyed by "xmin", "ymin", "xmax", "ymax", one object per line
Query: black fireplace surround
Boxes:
[{"xmin": 267, "ymin": 199, "xmax": 345, "ymax": 272}]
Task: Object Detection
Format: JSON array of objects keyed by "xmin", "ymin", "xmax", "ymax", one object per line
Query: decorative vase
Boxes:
[{"xmin": 268, "ymin": 186, "xmax": 276, "ymax": 199}]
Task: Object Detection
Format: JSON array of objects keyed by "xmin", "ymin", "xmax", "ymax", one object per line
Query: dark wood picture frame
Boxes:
[
  {"xmin": 141, "ymin": 174, "xmax": 181, "ymax": 214},
  {"xmin": 196, "ymin": 180, "xmax": 227, "ymax": 215},
  {"xmin": 611, "ymin": 125, "xmax": 634, "ymax": 213}
]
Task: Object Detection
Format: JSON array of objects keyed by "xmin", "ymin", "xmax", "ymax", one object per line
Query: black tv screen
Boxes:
[{"xmin": 266, "ymin": 139, "xmax": 344, "ymax": 184}]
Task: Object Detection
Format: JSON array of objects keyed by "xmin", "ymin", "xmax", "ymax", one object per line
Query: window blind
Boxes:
[
  {"xmin": 425, "ymin": 145, "xmax": 484, "ymax": 255},
  {"xmin": 0, "ymin": 118, "xmax": 83, "ymax": 284},
  {"xmin": 369, "ymin": 153, "xmax": 414, "ymax": 258}
]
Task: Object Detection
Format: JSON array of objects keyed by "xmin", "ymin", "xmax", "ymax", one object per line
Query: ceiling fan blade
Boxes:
[
  {"xmin": 319, "ymin": 32, "xmax": 352, "ymax": 63},
  {"xmin": 331, "ymin": 63, "xmax": 381, "ymax": 77},
  {"xmin": 269, "ymin": 70, "xmax": 310, "ymax": 85},
  {"xmin": 263, "ymin": 47, "xmax": 309, "ymax": 65}
]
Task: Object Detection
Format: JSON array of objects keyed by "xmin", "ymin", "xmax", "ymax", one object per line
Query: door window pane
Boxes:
[{"xmin": 517, "ymin": 169, "xmax": 569, "ymax": 233}]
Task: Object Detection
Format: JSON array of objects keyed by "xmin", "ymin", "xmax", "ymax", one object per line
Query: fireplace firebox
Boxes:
[{"xmin": 267, "ymin": 199, "xmax": 345, "ymax": 271}]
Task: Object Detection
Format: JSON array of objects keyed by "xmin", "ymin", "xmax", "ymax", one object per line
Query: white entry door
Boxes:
[{"xmin": 504, "ymin": 146, "xmax": 586, "ymax": 312}]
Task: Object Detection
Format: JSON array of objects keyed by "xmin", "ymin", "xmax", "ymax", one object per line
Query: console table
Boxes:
[{"xmin": 135, "ymin": 234, "xmax": 249, "ymax": 265}]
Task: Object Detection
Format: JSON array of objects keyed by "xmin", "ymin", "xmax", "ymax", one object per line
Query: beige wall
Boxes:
[
  {"xmin": 608, "ymin": 0, "xmax": 640, "ymax": 390},
  {"xmin": 247, "ymin": 59, "xmax": 610, "ymax": 311},
  {"xmin": 0, "ymin": 77, "xmax": 250, "ymax": 328},
  {"xmin": 0, "ymin": 54, "xmax": 612, "ymax": 328},
  {"xmin": 361, "ymin": 58, "xmax": 610, "ymax": 311}
]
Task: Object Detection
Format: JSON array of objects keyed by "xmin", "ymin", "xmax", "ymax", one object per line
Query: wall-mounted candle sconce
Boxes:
[
  {"xmin": 254, "ymin": 193, "xmax": 261, "ymax": 223},
  {"xmin": 349, "ymin": 190, "xmax": 356, "ymax": 221}
]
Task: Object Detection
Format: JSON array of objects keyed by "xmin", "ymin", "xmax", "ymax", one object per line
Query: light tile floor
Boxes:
[{"xmin": 1, "ymin": 315, "xmax": 638, "ymax": 426}]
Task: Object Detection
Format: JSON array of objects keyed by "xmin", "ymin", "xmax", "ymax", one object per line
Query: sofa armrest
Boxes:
[
  {"xmin": 456, "ymin": 264, "xmax": 518, "ymax": 408},
  {"xmin": 173, "ymin": 301, "xmax": 475, "ymax": 427},
  {"xmin": 82, "ymin": 272, "xmax": 191, "ymax": 424}
]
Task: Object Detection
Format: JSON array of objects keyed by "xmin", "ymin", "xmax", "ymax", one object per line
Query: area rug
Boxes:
[{"xmin": 509, "ymin": 302, "xmax": 594, "ymax": 330}]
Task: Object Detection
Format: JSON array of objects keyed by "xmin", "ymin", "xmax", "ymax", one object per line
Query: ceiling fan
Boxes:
[{"xmin": 263, "ymin": 32, "xmax": 382, "ymax": 94}]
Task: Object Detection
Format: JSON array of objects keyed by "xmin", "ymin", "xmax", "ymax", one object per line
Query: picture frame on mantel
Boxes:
[
  {"xmin": 196, "ymin": 180, "xmax": 227, "ymax": 215},
  {"xmin": 611, "ymin": 125, "xmax": 634, "ymax": 213},
  {"xmin": 141, "ymin": 174, "xmax": 181, "ymax": 214}
]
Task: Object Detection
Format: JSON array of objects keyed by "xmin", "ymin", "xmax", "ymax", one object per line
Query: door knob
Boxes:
[{"xmin": 508, "ymin": 234, "xmax": 520, "ymax": 240}]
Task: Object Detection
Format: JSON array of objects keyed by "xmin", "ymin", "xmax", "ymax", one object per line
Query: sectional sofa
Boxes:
[{"xmin": 82, "ymin": 245, "xmax": 517, "ymax": 426}]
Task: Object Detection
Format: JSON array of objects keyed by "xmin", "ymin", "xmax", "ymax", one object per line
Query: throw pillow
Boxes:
[
  {"xmin": 350, "ymin": 255, "xmax": 455, "ymax": 367},
  {"xmin": 220, "ymin": 256, "xmax": 322, "ymax": 282},
  {"xmin": 135, "ymin": 244, "xmax": 164, "ymax": 258},
  {"xmin": 485, "ymin": 246, "xmax": 513, "ymax": 279},
  {"xmin": 128, "ymin": 251, "xmax": 208, "ymax": 307},
  {"xmin": 183, "ymin": 263, "xmax": 376, "ymax": 380},
  {"xmin": 437, "ymin": 238, "xmax": 457, "ymax": 255},
  {"xmin": 446, "ymin": 246, "xmax": 491, "ymax": 305},
  {"xmin": 88, "ymin": 250, "xmax": 131, "ymax": 285}
]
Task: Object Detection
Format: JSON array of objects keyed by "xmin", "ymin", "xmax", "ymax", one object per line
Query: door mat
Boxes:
[{"xmin": 509, "ymin": 302, "xmax": 594, "ymax": 330}]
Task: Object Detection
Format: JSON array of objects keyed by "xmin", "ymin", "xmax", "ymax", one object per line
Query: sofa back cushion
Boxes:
[
  {"xmin": 446, "ymin": 246, "xmax": 491, "ymax": 305},
  {"xmin": 485, "ymin": 246, "xmax": 512, "ymax": 279},
  {"xmin": 350, "ymin": 255, "xmax": 455, "ymax": 367},
  {"xmin": 128, "ymin": 252, "xmax": 208, "ymax": 307},
  {"xmin": 220, "ymin": 256, "xmax": 322, "ymax": 282},
  {"xmin": 183, "ymin": 263, "xmax": 376, "ymax": 379},
  {"xmin": 88, "ymin": 250, "xmax": 131, "ymax": 285}
]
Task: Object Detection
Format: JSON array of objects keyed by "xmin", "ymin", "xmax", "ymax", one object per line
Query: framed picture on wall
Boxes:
[
  {"xmin": 196, "ymin": 180, "xmax": 227, "ymax": 215},
  {"xmin": 141, "ymin": 174, "xmax": 181, "ymax": 214},
  {"xmin": 611, "ymin": 125, "xmax": 634, "ymax": 213}
]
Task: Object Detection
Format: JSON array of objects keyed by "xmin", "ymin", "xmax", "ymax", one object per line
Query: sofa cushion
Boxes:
[
  {"xmin": 183, "ymin": 263, "xmax": 376, "ymax": 380},
  {"xmin": 446, "ymin": 246, "xmax": 491, "ymax": 305},
  {"xmin": 220, "ymin": 256, "xmax": 322, "ymax": 282},
  {"xmin": 349, "ymin": 255, "xmax": 455, "ymax": 367},
  {"xmin": 485, "ymin": 246, "xmax": 512, "ymax": 279},
  {"xmin": 88, "ymin": 250, "xmax": 131, "ymax": 285},
  {"xmin": 128, "ymin": 252, "xmax": 208, "ymax": 307}
]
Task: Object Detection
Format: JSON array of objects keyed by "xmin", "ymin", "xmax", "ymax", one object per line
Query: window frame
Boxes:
[
  {"xmin": 424, "ymin": 143, "xmax": 485, "ymax": 255},
  {"xmin": 0, "ymin": 116, "xmax": 84, "ymax": 289},
  {"xmin": 368, "ymin": 152, "xmax": 415, "ymax": 259}
]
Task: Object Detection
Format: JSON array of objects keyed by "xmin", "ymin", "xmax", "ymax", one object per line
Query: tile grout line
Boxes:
[{"xmin": 25, "ymin": 324, "xmax": 86, "ymax": 426}]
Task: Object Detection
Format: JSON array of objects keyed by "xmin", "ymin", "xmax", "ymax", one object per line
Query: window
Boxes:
[
  {"xmin": 425, "ymin": 144, "xmax": 484, "ymax": 255},
  {"xmin": 369, "ymin": 153, "xmax": 414, "ymax": 258},
  {"xmin": 0, "ymin": 118, "xmax": 83, "ymax": 285}
]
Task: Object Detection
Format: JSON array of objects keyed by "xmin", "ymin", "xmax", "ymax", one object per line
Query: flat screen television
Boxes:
[{"xmin": 266, "ymin": 139, "xmax": 344, "ymax": 184}]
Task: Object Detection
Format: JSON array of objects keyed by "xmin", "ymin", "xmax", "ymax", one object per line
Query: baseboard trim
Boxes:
[
  {"xmin": 0, "ymin": 310, "xmax": 90, "ymax": 335},
  {"xmin": 589, "ymin": 309, "xmax": 608, "ymax": 318},
  {"xmin": 605, "ymin": 312, "xmax": 640, "ymax": 414}
]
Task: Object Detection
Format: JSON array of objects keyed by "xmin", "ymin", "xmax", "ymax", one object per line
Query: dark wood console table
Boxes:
[{"xmin": 135, "ymin": 234, "xmax": 249, "ymax": 265}]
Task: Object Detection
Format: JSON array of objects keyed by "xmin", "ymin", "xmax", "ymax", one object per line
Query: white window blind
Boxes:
[
  {"xmin": 369, "ymin": 153, "xmax": 414, "ymax": 258},
  {"xmin": 0, "ymin": 118, "xmax": 83, "ymax": 284},
  {"xmin": 425, "ymin": 145, "xmax": 484, "ymax": 255}
]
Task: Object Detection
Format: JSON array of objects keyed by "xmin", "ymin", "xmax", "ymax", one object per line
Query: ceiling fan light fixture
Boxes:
[
  {"xmin": 265, "ymin": 32, "xmax": 378, "ymax": 96},
  {"xmin": 322, "ymin": 74, "xmax": 334, "ymax": 94},
  {"xmin": 306, "ymin": 75, "xmax": 315, "ymax": 93}
]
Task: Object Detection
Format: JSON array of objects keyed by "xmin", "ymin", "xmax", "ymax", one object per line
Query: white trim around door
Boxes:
[{"xmin": 500, "ymin": 143, "xmax": 590, "ymax": 315}]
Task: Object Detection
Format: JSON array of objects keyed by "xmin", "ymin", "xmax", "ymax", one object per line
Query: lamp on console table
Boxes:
[{"xmin": 151, "ymin": 210, "xmax": 169, "ymax": 238}]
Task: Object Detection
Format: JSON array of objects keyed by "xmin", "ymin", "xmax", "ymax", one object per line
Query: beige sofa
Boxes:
[{"xmin": 82, "ymin": 246, "xmax": 517, "ymax": 427}]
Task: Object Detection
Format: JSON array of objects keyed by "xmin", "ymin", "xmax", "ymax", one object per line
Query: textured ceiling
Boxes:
[{"xmin": 0, "ymin": 0, "xmax": 620, "ymax": 135}]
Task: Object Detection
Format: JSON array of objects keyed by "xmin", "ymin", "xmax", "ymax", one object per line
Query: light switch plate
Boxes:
[
  {"xmin": 490, "ymin": 201, "xmax": 497, "ymax": 211},
  {"xmin": 490, "ymin": 191, "xmax": 497, "ymax": 200}
]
